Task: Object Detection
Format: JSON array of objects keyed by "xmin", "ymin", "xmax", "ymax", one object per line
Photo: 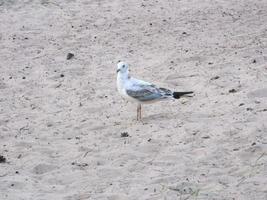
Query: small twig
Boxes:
[
  {"xmin": 83, "ymin": 151, "xmax": 90, "ymax": 158},
  {"xmin": 255, "ymin": 152, "xmax": 265, "ymax": 163},
  {"xmin": 237, "ymin": 177, "xmax": 246, "ymax": 186}
]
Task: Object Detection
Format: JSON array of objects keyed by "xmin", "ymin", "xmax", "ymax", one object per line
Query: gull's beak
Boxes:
[{"xmin": 116, "ymin": 69, "xmax": 120, "ymax": 73}]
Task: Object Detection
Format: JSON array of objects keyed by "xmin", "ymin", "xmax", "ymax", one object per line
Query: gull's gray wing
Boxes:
[{"xmin": 126, "ymin": 84, "xmax": 172, "ymax": 102}]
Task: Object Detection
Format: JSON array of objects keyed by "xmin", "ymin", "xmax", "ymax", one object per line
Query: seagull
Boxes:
[{"xmin": 116, "ymin": 61, "xmax": 193, "ymax": 121}]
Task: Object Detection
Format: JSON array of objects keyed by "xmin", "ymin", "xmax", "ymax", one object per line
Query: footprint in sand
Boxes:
[
  {"xmin": 248, "ymin": 88, "xmax": 267, "ymax": 98},
  {"xmin": 32, "ymin": 163, "xmax": 57, "ymax": 175}
]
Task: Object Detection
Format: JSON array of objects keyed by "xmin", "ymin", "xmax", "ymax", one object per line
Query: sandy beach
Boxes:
[{"xmin": 0, "ymin": 0, "xmax": 267, "ymax": 199}]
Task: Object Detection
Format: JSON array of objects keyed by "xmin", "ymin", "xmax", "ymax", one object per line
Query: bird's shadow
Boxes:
[{"xmin": 142, "ymin": 112, "xmax": 182, "ymax": 122}]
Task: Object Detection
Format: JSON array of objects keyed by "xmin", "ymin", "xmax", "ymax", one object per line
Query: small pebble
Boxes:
[
  {"xmin": 0, "ymin": 155, "xmax": 6, "ymax": 163},
  {"xmin": 121, "ymin": 132, "xmax": 129, "ymax": 137},
  {"xmin": 210, "ymin": 76, "xmax": 220, "ymax": 80},
  {"xmin": 66, "ymin": 53, "xmax": 74, "ymax": 60},
  {"xmin": 229, "ymin": 89, "xmax": 237, "ymax": 93}
]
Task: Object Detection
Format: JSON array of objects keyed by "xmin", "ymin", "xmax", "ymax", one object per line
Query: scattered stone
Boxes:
[
  {"xmin": 210, "ymin": 76, "xmax": 220, "ymax": 80},
  {"xmin": 121, "ymin": 132, "xmax": 129, "ymax": 137},
  {"xmin": 182, "ymin": 31, "xmax": 187, "ymax": 35},
  {"xmin": 251, "ymin": 142, "xmax": 256, "ymax": 146},
  {"xmin": 0, "ymin": 155, "xmax": 6, "ymax": 163},
  {"xmin": 147, "ymin": 138, "xmax": 152, "ymax": 142},
  {"xmin": 252, "ymin": 59, "xmax": 256, "ymax": 63},
  {"xmin": 66, "ymin": 53, "xmax": 74, "ymax": 60},
  {"xmin": 71, "ymin": 162, "xmax": 88, "ymax": 167},
  {"xmin": 229, "ymin": 89, "xmax": 237, "ymax": 93},
  {"xmin": 233, "ymin": 148, "xmax": 239, "ymax": 151},
  {"xmin": 208, "ymin": 62, "xmax": 213, "ymax": 65},
  {"xmin": 22, "ymin": 77, "xmax": 26, "ymax": 79},
  {"xmin": 15, "ymin": 171, "xmax": 19, "ymax": 174},
  {"xmin": 202, "ymin": 136, "xmax": 210, "ymax": 139},
  {"xmin": 149, "ymin": 23, "xmax": 152, "ymax": 26},
  {"xmin": 239, "ymin": 103, "xmax": 244, "ymax": 106},
  {"xmin": 246, "ymin": 108, "xmax": 253, "ymax": 111},
  {"xmin": 60, "ymin": 74, "xmax": 64, "ymax": 78}
]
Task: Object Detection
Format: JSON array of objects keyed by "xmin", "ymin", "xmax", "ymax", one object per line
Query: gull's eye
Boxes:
[{"xmin": 122, "ymin": 65, "xmax": 125, "ymax": 68}]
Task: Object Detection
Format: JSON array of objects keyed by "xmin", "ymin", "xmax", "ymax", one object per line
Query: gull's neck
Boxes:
[{"xmin": 117, "ymin": 71, "xmax": 130, "ymax": 82}]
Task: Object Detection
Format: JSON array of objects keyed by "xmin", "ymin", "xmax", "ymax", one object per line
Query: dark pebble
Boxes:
[
  {"xmin": 239, "ymin": 103, "xmax": 244, "ymax": 106},
  {"xmin": 149, "ymin": 23, "xmax": 152, "ymax": 26},
  {"xmin": 202, "ymin": 136, "xmax": 210, "ymax": 139},
  {"xmin": 210, "ymin": 76, "xmax": 219, "ymax": 80},
  {"xmin": 60, "ymin": 74, "xmax": 64, "ymax": 78},
  {"xmin": 208, "ymin": 62, "xmax": 213, "ymax": 65},
  {"xmin": 252, "ymin": 59, "xmax": 256, "ymax": 63},
  {"xmin": 121, "ymin": 132, "xmax": 129, "ymax": 137},
  {"xmin": 246, "ymin": 108, "xmax": 253, "ymax": 111},
  {"xmin": 229, "ymin": 89, "xmax": 237, "ymax": 93},
  {"xmin": 22, "ymin": 77, "xmax": 26, "ymax": 79},
  {"xmin": 251, "ymin": 142, "xmax": 256, "ymax": 146},
  {"xmin": 0, "ymin": 155, "xmax": 6, "ymax": 163},
  {"xmin": 66, "ymin": 53, "xmax": 74, "ymax": 60}
]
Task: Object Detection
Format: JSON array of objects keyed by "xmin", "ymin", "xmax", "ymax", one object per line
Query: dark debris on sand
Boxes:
[
  {"xmin": 0, "ymin": 155, "xmax": 6, "ymax": 163},
  {"xmin": 121, "ymin": 132, "xmax": 129, "ymax": 137},
  {"xmin": 67, "ymin": 53, "xmax": 74, "ymax": 60}
]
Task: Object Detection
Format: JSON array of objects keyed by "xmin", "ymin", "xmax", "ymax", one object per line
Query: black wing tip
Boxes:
[{"xmin": 173, "ymin": 91, "xmax": 194, "ymax": 99}]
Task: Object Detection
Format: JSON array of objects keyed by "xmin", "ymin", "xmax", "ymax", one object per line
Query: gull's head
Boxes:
[{"xmin": 117, "ymin": 61, "xmax": 129, "ymax": 74}]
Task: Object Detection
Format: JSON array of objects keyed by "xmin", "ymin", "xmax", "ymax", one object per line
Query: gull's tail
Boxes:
[{"xmin": 173, "ymin": 91, "xmax": 193, "ymax": 99}]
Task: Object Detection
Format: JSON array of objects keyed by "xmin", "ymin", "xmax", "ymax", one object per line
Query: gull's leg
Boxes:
[
  {"xmin": 137, "ymin": 105, "xmax": 139, "ymax": 121},
  {"xmin": 137, "ymin": 104, "xmax": 141, "ymax": 121},
  {"xmin": 140, "ymin": 104, "xmax": 142, "ymax": 120}
]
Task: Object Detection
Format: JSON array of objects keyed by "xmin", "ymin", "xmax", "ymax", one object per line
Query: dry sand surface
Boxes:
[{"xmin": 1, "ymin": 0, "xmax": 267, "ymax": 199}]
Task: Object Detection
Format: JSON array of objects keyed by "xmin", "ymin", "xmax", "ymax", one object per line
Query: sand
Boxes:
[{"xmin": 0, "ymin": 0, "xmax": 267, "ymax": 199}]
